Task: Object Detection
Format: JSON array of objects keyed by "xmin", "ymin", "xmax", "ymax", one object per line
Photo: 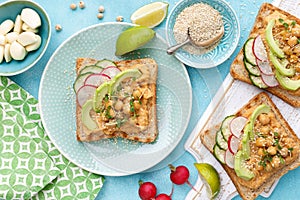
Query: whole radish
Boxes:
[
  {"xmin": 155, "ymin": 193, "xmax": 172, "ymax": 200},
  {"xmin": 138, "ymin": 181, "xmax": 157, "ymax": 200},
  {"xmin": 169, "ymin": 164, "xmax": 198, "ymax": 192}
]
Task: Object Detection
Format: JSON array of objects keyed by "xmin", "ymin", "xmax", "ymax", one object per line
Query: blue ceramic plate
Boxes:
[
  {"xmin": 39, "ymin": 22, "xmax": 192, "ymax": 176},
  {"xmin": 166, "ymin": 0, "xmax": 240, "ymax": 68},
  {"xmin": 0, "ymin": 0, "xmax": 51, "ymax": 76}
]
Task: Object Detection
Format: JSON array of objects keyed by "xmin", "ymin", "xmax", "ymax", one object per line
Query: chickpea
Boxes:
[
  {"xmin": 260, "ymin": 126, "xmax": 270, "ymax": 135},
  {"xmin": 257, "ymin": 163, "xmax": 264, "ymax": 171},
  {"xmin": 265, "ymin": 162, "xmax": 273, "ymax": 172},
  {"xmin": 133, "ymin": 90, "xmax": 141, "ymax": 99},
  {"xmin": 55, "ymin": 24, "xmax": 62, "ymax": 32},
  {"xmin": 98, "ymin": 5, "xmax": 105, "ymax": 13},
  {"xmin": 267, "ymin": 146, "xmax": 277, "ymax": 156},
  {"xmin": 280, "ymin": 147, "xmax": 289, "ymax": 157},
  {"xmin": 258, "ymin": 148, "xmax": 265, "ymax": 156},
  {"xmin": 79, "ymin": 1, "xmax": 85, "ymax": 9},
  {"xmin": 258, "ymin": 114, "xmax": 270, "ymax": 125},
  {"xmin": 116, "ymin": 16, "xmax": 124, "ymax": 22},
  {"xmin": 70, "ymin": 3, "xmax": 77, "ymax": 10},
  {"xmin": 256, "ymin": 137, "xmax": 266, "ymax": 147},
  {"xmin": 97, "ymin": 13, "xmax": 104, "ymax": 19},
  {"xmin": 287, "ymin": 36, "xmax": 298, "ymax": 47},
  {"xmin": 114, "ymin": 100, "xmax": 123, "ymax": 111},
  {"xmin": 271, "ymin": 156, "xmax": 281, "ymax": 168}
]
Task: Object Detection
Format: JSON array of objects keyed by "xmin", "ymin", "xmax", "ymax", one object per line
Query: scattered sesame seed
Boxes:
[
  {"xmin": 98, "ymin": 5, "xmax": 105, "ymax": 13},
  {"xmin": 55, "ymin": 24, "xmax": 62, "ymax": 31},
  {"xmin": 116, "ymin": 16, "xmax": 124, "ymax": 22},
  {"xmin": 79, "ymin": 1, "xmax": 85, "ymax": 9},
  {"xmin": 70, "ymin": 3, "xmax": 77, "ymax": 10},
  {"xmin": 97, "ymin": 13, "xmax": 104, "ymax": 19}
]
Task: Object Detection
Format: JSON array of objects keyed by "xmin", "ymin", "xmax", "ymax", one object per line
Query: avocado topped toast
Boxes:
[
  {"xmin": 74, "ymin": 57, "xmax": 158, "ymax": 143},
  {"xmin": 230, "ymin": 3, "xmax": 300, "ymax": 107},
  {"xmin": 200, "ymin": 92, "xmax": 300, "ymax": 200}
]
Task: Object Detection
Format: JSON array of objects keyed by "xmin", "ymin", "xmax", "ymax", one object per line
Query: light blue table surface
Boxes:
[{"xmin": 5, "ymin": 0, "xmax": 300, "ymax": 199}]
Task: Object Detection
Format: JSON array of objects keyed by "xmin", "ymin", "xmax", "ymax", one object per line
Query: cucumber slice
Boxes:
[
  {"xmin": 73, "ymin": 72, "xmax": 92, "ymax": 92},
  {"xmin": 96, "ymin": 59, "xmax": 116, "ymax": 68},
  {"xmin": 244, "ymin": 58, "xmax": 261, "ymax": 76},
  {"xmin": 79, "ymin": 65, "xmax": 104, "ymax": 75},
  {"xmin": 213, "ymin": 144, "xmax": 226, "ymax": 164},
  {"xmin": 249, "ymin": 74, "xmax": 268, "ymax": 89},
  {"xmin": 216, "ymin": 130, "xmax": 228, "ymax": 150},
  {"xmin": 81, "ymin": 99, "xmax": 98, "ymax": 130},
  {"xmin": 243, "ymin": 38, "xmax": 256, "ymax": 66},
  {"xmin": 221, "ymin": 115, "xmax": 235, "ymax": 141}
]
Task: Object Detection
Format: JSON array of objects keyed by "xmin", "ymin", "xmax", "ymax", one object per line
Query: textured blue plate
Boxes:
[
  {"xmin": 0, "ymin": 0, "xmax": 51, "ymax": 76},
  {"xmin": 166, "ymin": 0, "xmax": 240, "ymax": 68},
  {"xmin": 39, "ymin": 22, "xmax": 192, "ymax": 176}
]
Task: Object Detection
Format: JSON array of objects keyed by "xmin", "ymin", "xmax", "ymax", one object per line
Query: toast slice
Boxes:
[
  {"xmin": 230, "ymin": 3, "xmax": 300, "ymax": 107},
  {"xmin": 75, "ymin": 57, "xmax": 158, "ymax": 143},
  {"xmin": 200, "ymin": 92, "xmax": 300, "ymax": 200}
]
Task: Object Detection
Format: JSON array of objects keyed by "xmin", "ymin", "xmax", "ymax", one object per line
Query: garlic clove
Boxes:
[
  {"xmin": 0, "ymin": 19, "xmax": 14, "ymax": 35},
  {"xmin": 0, "ymin": 45, "xmax": 4, "ymax": 63},
  {"xmin": 17, "ymin": 31, "xmax": 37, "ymax": 46},
  {"xmin": 4, "ymin": 43, "xmax": 12, "ymax": 62},
  {"xmin": 20, "ymin": 8, "xmax": 41, "ymax": 29},
  {"xmin": 6, "ymin": 32, "xmax": 19, "ymax": 43},
  {"xmin": 22, "ymin": 22, "xmax": 39, "ymax": 33},
  {"xmin": 10, "ymin": 41, "xmax": 26, "ymax": 60},
  {"xmin": 13, "ymin": 15, "xmax": 23, "ymax": 34},
  {"xmin": 25, "ymin": 34, "xmax": 41, "ymax": 52},
  {"xmin": 0, "ymin": 34, "xmax": 5, "ymax": 46}
]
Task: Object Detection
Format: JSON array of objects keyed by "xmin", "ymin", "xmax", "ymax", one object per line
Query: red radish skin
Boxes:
[
  {"xmin": 228, "ymin": 134, "xmax": 241, "ymax": 155},
  {"xmin": 155, "ymin": 194, "xmax": 172, "ymax": 200},
  {"xmin": 256, "ymin": 59, "xmax": 274, "ymax": 75},
  {"xmin": 225, "ymin": 149, "xmax": 235, "ymax": 169},
  {"xmin": 229, "ymin": 116, "xmax": 247, "ymax": 138},
  {"xmin": 261, "ymin": 73, "xmax": 279, "ymax": 87},
  {"xmin": 76, "ymin": 84, "xmax": 97, "ymax": 107},
  {"xmin": 253, "ymin": 35, "xmax": 268, "ymax": 61},
  {"xmin": 138, "ymin": 181, "xmax": 157, "ymax": 200},
  {"xmin": 84, "ymin": 73, "xmax": 111, "ymax": 87},
  {"xmin": 101, "ymin": 66, "xmax": 121, "ymax": 78}
]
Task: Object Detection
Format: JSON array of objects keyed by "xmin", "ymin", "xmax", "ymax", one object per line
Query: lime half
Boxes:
[
  {"xmin": 115, "ymin": 26, "xmax": 155, "ymax": 56},
  {"xmin": 194, "ymin": 163, "xmax": 220, "ymax": 199},
  {"xmin": 130, "ymin": 2, "xmax": 169, "ymax": 28}
]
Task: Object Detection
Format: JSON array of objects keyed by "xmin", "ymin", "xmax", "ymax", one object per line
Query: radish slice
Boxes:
[
  {"xmin": 101, "ymin": 66, "xmax": 121, "ymax": 78},
  {"xmin": 230, "ymin": 116, "xmax": 247, "ymax": 138},
  {"xmin": 76, "ymin": 84, "xmax": 97, "ymax": 107},
  {"xmin": 228, "ymin": 134, "xmax": 241, "ymax": 155},
  {"xmin": 225, "ymin": 149, "xmax": 235, "ymax": 169},
  {"xmin": 261, "ymin": 73, "xmax": 279, "ymax": 87},
  {"xmin": 84, "ymin": 73, "xmax": 111, "ymax": 87},
  {"xmin": 253, "ymin": 35, "xmax": 268, "ymax": 61},
  {"xmin": 256, "ymin": 59, "xmax": 273, "ymax": 75}
]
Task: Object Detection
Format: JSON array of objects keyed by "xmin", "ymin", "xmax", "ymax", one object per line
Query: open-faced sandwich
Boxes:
[
  {"xmin": 230, "ymin": 3, "xmax": 300, "ymax": 107},
  {"xmin": 200, "ymin": 92, "xmax": 300, "ymax": 200},
  {"xmin": 73, "ymin": 57, "xmax": 158, "ymax": 143}
]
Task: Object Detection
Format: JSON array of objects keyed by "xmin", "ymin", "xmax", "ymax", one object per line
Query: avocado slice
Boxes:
[
  {"xmin": 275, "ymin": 70, "xmax": 300, "ymax": 91},
  {"xmin": 82, "ymin": 99, "xmax": 98, "ymax": 130},
  {"xmin": 93, "ymin": 81, "xmax": 110, "ymax": 112},
  {"xmin": 109, "ymin": 68, "xmax": 142, "ymax": 94},
  {"xmin": 241, "ymin": 123, "xmax": 251, "ymax": 159},
  {"xmin": 269, "ymin": 52, "xmax": 295, "ymax": 77},
  {"xmin": 265, "ymin": 19, "xmax": 285, "ymax": 58},
  {"xmin": 234, "ymin": 151, "xmax": 255, "ymax": 181}
]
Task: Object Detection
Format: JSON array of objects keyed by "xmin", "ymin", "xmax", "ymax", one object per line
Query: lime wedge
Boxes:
[
  {"xmin": 109, "ymin": 68, "xmax": 142, "ymax": 94},
  {"xmin": 194, "ymin": 163, "xmax": 220, "ymax": 199},
  {"xmin": 115, "ymin": 26, "xmax": 155, "ymax": 56},
  {"xmin": 130, "ymin": 2, "xmax": 169, "ymax": 28}
]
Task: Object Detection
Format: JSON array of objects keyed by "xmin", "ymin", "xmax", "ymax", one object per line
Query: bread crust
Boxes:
[
  {"xmin": 230, "ymin": 3, "xmax": 300, "ymax": 107},
  {"xmin": 75, "ymin": 58, "xmax": 158, "ymax": 143},
  {"xmin": 200, "ymin": 92, "xmax": 300, "ymax": 200}
]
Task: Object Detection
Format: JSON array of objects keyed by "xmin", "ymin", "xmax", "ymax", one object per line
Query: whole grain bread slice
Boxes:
[
  {"xmin": 75, "ymin": 57, "xmax": 158, "ymax": 143},
  {"xmin": 200, "ymin": 92, "xmax": 300, "ymax": 200},
  {"xmin": 230, "ymin": 3, "xmax": 300, "ymax": 107}
]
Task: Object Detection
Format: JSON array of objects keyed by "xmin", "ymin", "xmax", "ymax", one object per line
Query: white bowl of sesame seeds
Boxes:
[{"xmin": 166, "ymin": 0, "xmax": 240, "ymax": 68}]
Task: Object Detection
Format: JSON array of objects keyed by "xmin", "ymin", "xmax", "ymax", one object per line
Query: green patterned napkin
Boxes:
[{"xmin": 0, "ymin": 76, "xmax": 104, "ymax": 200}]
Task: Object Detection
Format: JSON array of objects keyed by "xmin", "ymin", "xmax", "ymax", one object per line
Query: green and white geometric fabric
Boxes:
[{"xmin": 0, "ymin": 76, "xmax": 104, "ymax": 200}]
